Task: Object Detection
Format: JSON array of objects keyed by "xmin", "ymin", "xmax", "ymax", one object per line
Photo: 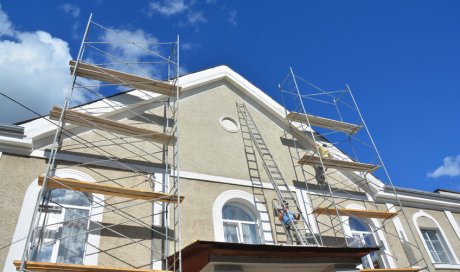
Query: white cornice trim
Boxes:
[
  {"xmin": 0, "ymin": 135, "xmax": 32, "ymax": 152},
  {"xmin": 179, "ymin": 66, "xmax": 286, "ymax": 120},
  {"xmin": 376, "ymin": 191, "xmax": 460, "ymax": 212},
  {"xmin": 181, "ymin": 170, "xmax": 460, "ymax": 212},
  {"xmin": 180, "ymin": 170, "xmax": 273, "ymax": 189},
  {"xmin": 179, "ymin": 170, "xmax": 367, "ymax": 201}
]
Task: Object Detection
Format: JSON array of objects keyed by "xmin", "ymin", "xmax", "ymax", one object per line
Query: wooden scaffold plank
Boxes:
[
  {"xmin": 313, "ymin": 207, "xmax": 397, "ymax": 220},
  {"xmin": 13, "ymin": 260, "xmax": 172, "ymax": 272},
  {"xmin": 49, "ymin": 107, "xmax": 176, "ymax": 146},
  {"xmin": 70, "ymin": 60, "xmax": 180, "ymax": 97},
  {"xmin": 286, "ymin": 112, "xmax": 362, "ymax": 134},
  {"xmin": 360, "ymin": 269, "xmax": 420, "ymax": 272},
  {"xmin": 298, "ymin": 154, "xmax": 379, "ymax": 173},
  {"xmin": 38, "ymin": 175, "xmax": 184, "ymax": 204}
]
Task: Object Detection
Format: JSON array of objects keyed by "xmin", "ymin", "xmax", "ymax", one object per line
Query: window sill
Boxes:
[{"xmin": 434, "ymin": 264, "xmax": 460, "ymax": 270}]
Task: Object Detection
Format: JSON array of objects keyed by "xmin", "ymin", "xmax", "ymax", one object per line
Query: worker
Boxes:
[
  {"xmin": 318, "ymin": 143, "xmax": 330, "ymax": 158},
  {"xmin": 278, "ymin": 202, "xmax": 302, "ymax": 245},
  {"xmin": 315, "ymin": 144, "xmax": 329, "ymax": 186},
  {"xmin": 315, "ymin": 166, "xmax": 326, "ymax": 186}
]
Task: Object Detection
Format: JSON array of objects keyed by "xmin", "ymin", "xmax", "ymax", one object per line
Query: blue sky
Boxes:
[{"xmin": 0, "ymin": 0, "xmax": 459, "ymax": 192}]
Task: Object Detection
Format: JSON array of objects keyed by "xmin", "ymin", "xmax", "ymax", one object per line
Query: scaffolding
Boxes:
[
  {"xmin": 278, "ymin": 68, "xmax": 429, "ymax": 271},
  {"xmin": 16, "ymin": 14, "xmax": 182, "ymax": 272}
]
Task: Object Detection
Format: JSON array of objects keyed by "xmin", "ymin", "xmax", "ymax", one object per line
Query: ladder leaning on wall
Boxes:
[{"xmin": 236, "ymin": 102, "xmax": 319, "ymax": 246}]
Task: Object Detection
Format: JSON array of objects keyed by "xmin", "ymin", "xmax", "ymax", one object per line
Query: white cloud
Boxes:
[
  {"xmin": 428, "ymin": 155, "xmax": 460, "ymax": 178},
  {"xmin": 227, "ymin": 9, "xmax": 237, "ymax": 26},
  {"xmin": 99, "ymin": 28, "xmax": 164, "ymax": 79},
  {"xmin": 0, "ymin": 4, "xmax": 13, "ymax": 36},
  {"xmin": 0, "ymin": 6, "xmax": 179, "ymax": 124},
  {"xmin": 147, "ymin": 0, "xmax": 206, "ymax": 28},
  {"xmin": 59, "ymin": 3, "xmax": 81, "ymax": 40},
  {"xmin": 182, "ymin": 42, "xmax": 193, "ymax": 51},
  {"xmin": 0, "ymin": 5, "xmax": 89, "ymax": 124},
  {"xmin": 60, "ymin": 3, "xmax": 80, "ymax": 18},
  {"xmin": 179, "ymin": 66, "xmax": 189, "ymax": 76},
  {"xmin": 184, "ymin": 10, "xmax": 207, "ymax": 27},
  {"xmin": 148, "ymin": 0, "xmax": 187, "ymax": 16},
  {"xmin": 181, "ymin": 42, "xmax": 200, "ymax": 51}
]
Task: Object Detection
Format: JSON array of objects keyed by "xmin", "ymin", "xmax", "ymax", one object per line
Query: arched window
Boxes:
[
  {"xmin": 413, "ymin": 211, "xmax": 459, "ymax": 266},
  {"xmin": 420, "ymin": 229, "xmax": 453, "ymax": 263},
  {"xmin": 4, "ymin": 169, "xmax": 103, "ymax": 272},
  {"xmin": 33, "ymin": 188, "xmax": 92, "ymax": 264},
  {"xmin": 222, "ymin": 203, "xmax": 260, "ymax": 244},
  {"xmin": 212, "ymin": 190, "xmax": 273, "ymax": 244},
  {"xmin": 348, "ymin": 217, "xmax": 383, "ymax": 269}
]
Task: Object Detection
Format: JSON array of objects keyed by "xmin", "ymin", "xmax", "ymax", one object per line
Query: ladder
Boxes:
[{"xmin": 236, "ymin": 102, "xmax": 319, "ymax": 246}]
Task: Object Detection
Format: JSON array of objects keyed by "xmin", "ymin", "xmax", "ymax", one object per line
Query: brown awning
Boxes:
[{"xmin": 168, "ymin": 240, "xmax": 379, "ymax": 272}]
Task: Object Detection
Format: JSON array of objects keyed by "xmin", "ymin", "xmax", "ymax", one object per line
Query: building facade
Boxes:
[{"xmin": 1, "ymin": 65, "xmax": 460, "ymax": 272}]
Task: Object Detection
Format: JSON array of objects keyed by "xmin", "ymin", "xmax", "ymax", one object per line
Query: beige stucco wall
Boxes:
[
  {"xmin": 178, "ymin": 80, "xmax": 365, "ymax": 192},
  {"xmin": 0, "ymin": 154, "xmax": 156, "ymax": 270},
  {"xmin": 178, "ymin": 80, "xmax": 312, "ymax": 187},
  {"xmin": 2, "ymin": 79, "xmax": 460, "ymax": 272},
  {"xmin": 398, "ymin": 207, "xmax": 460, "ymax": 272},
  {"xmin": 0, "ymin": 154, "xmax": 47, "ymax": 268}
]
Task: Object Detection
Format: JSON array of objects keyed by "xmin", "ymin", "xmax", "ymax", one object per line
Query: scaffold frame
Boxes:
[
  {"xmin": 279, "ymin": 67, "xmax": 429, "ymax": 271},
  {"xmin": 17, "ymin": 14, "xmax": 182, "ymax": 272}
]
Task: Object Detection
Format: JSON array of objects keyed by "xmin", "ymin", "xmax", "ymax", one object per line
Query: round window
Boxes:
[{"xmin": 220, "ymin": 116, "xmax": 240, "ymax": 133}]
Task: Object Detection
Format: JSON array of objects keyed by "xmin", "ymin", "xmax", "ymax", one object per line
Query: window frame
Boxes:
[
  {"xmin": 420, "ymin": 228, "xmax": 454, "ymax": 264},
  {"xmin": 34, "ymin": 189, "xmax": 93, "ymax": 264},
  {"xmin": 413, "ymin": 210, "xmax": 460, "ymax": 267},
  {"xmin": 347, "ymin": 217, "xmax": 383, "ymax": 269},
  {"xmin": 222, "ymin": 203, "xmax": 261, "ymax": 244},
  {"xmin": 341, "ymin": 204, "xmax": 395, "ymax": 269},
  {"xmin": 4, "ymin": 169, "xmax": 104, "ymax": 272},
  {"xmin": 213, "ymin": 190, "xmax": 273, "ymax": 244}
]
